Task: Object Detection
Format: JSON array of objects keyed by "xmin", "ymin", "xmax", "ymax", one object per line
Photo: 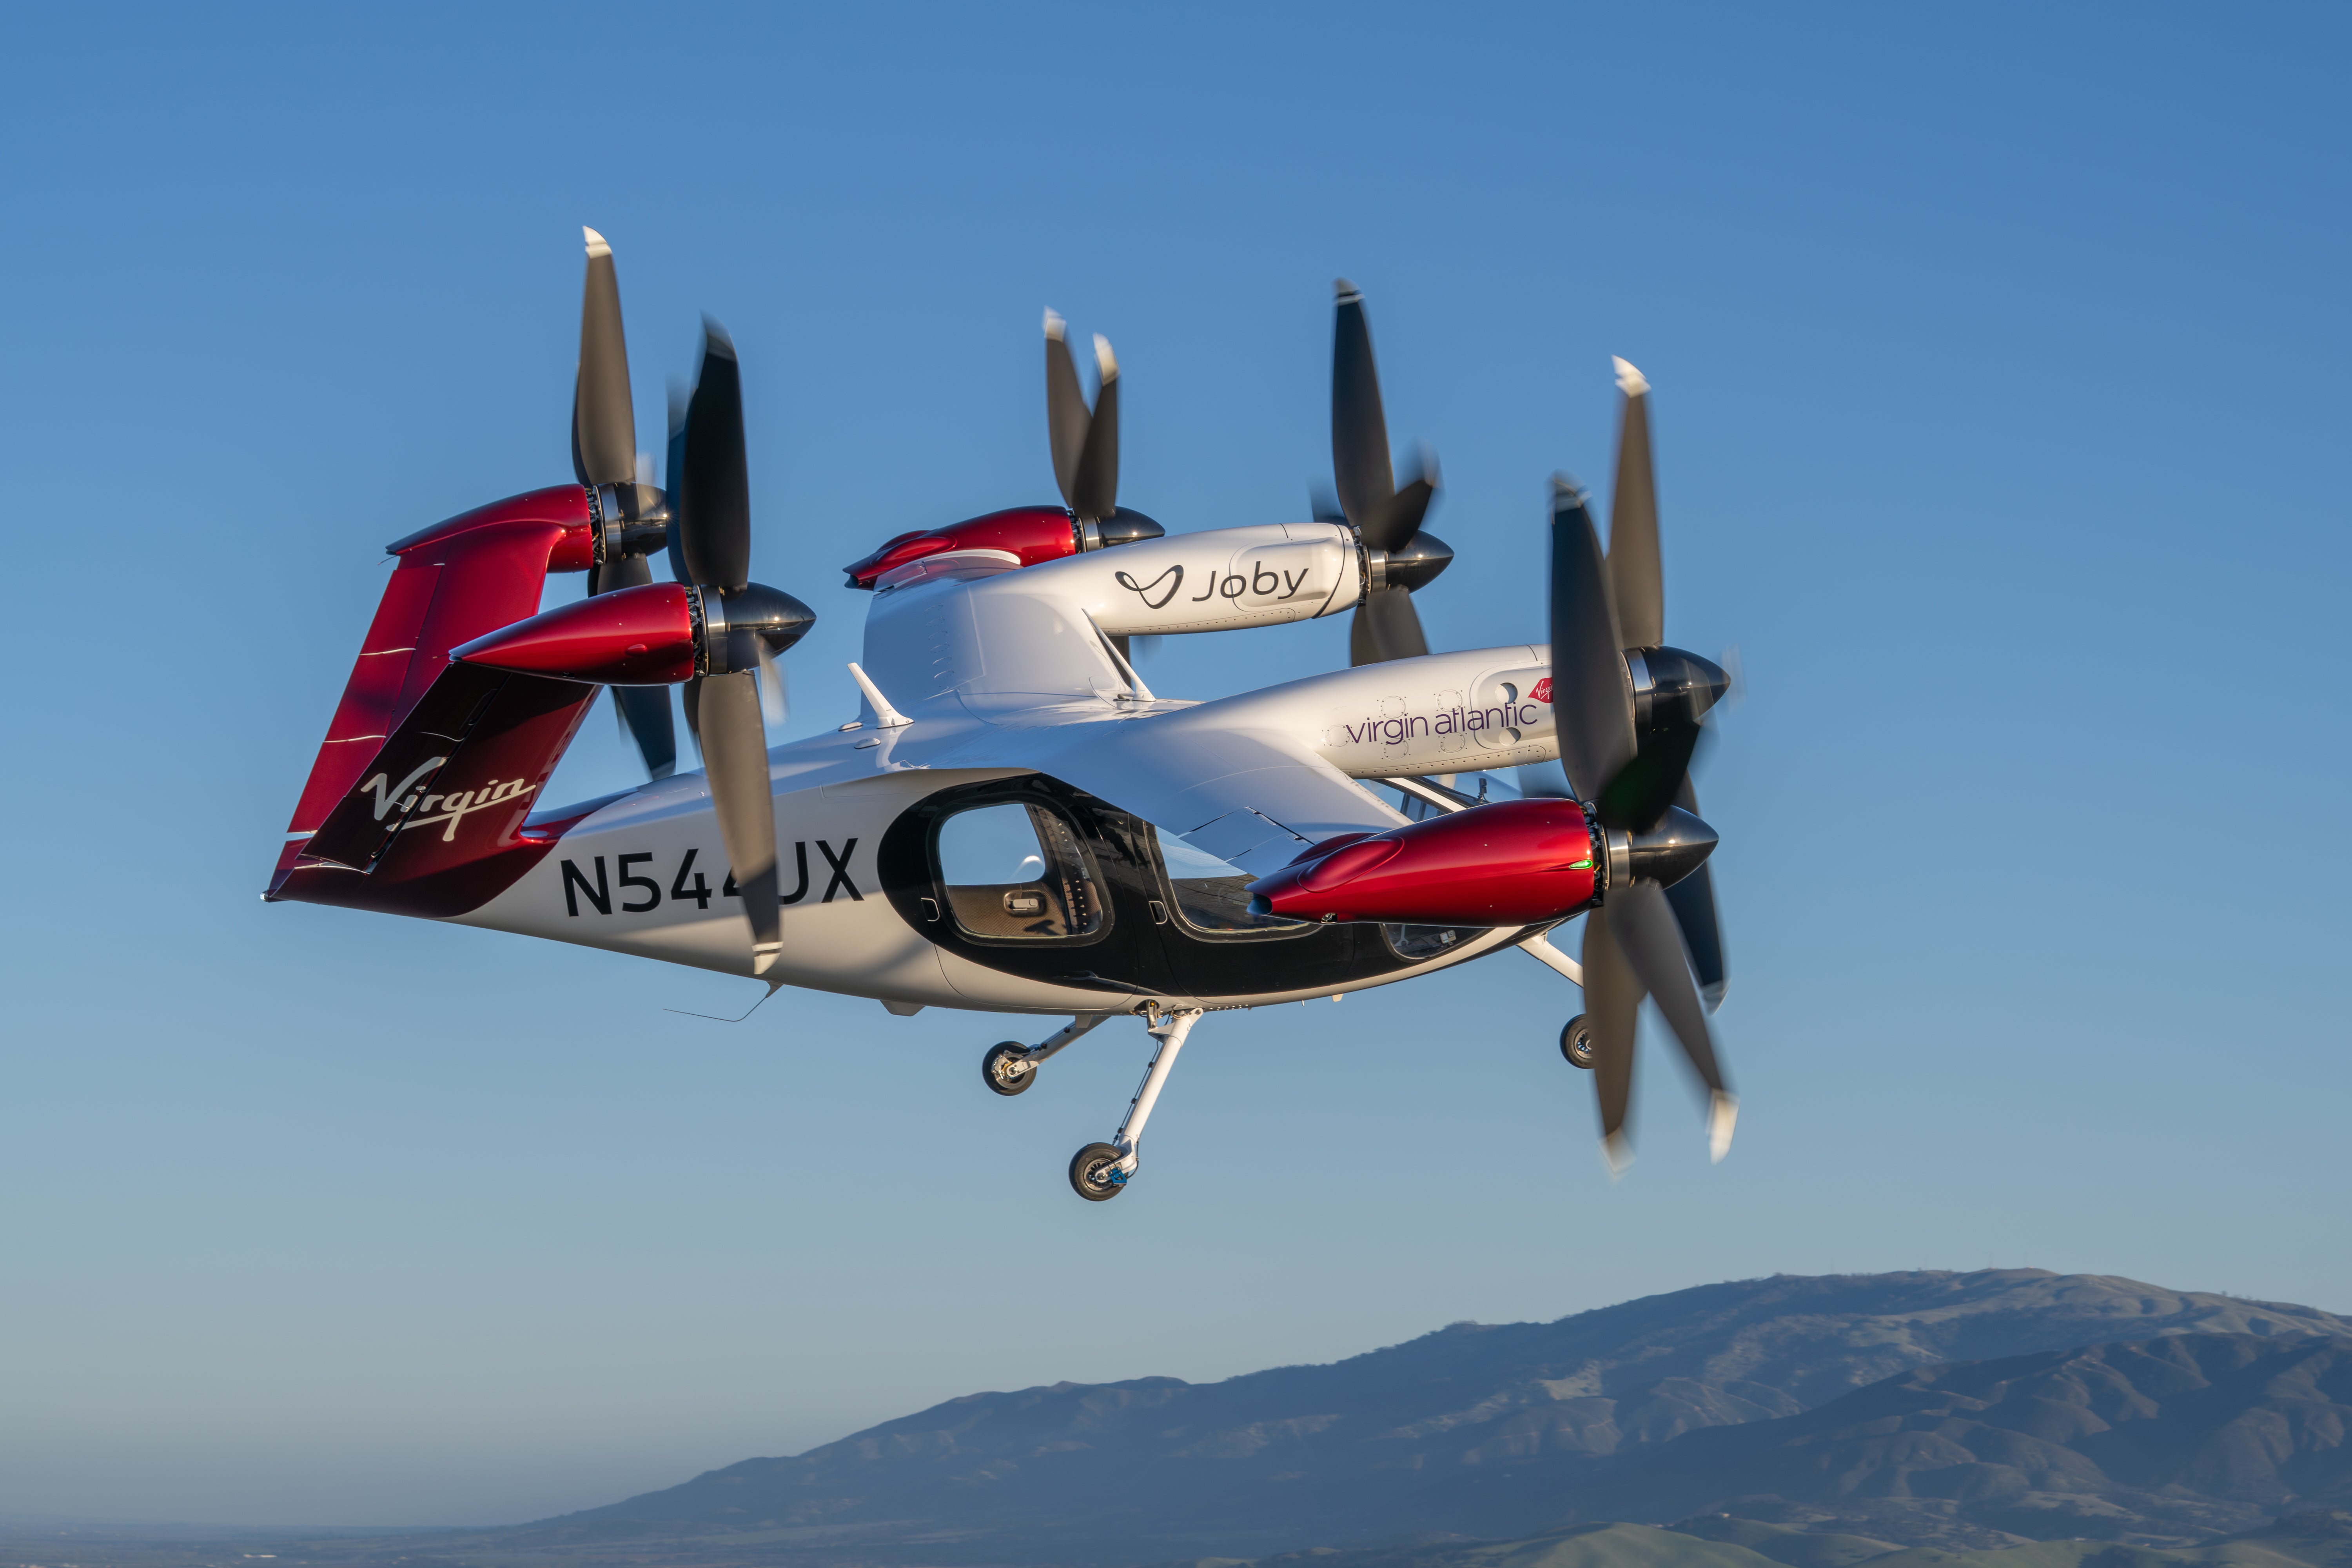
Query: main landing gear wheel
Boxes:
[
  {"xmin": 1560, "ymin": 1014, "xmax": 1598, "ymax": 1070},
  {"xmin": 1069, "ymin": 1142, "xmax": 1128, "ymax": 1201},
  {"xmin": 982, "ymin": 1042, "xmax": 1036, "ymax": 1096}
]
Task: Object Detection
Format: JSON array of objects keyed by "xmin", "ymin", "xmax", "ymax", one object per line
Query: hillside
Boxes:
[
  {"xmin": 1192, "ymin": 1511, "xmax": 2352, "ymax": 1568},
  {"xmin": 506, "ymin": 1270, "xmax": 2347, "ymax": 1562},
  {"xmin": 1588, "ymin": 1333, "xmax": 2352, "ymax": 1546}
]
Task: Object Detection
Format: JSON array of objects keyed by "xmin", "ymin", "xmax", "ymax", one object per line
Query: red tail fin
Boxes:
[{"xmin": 270, "ymin": 486, "xmax": 600, "ymax": 899}]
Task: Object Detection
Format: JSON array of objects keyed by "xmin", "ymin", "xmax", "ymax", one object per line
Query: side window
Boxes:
[
  {"xmin": 935, "ymin": 802, "xmax": 1104, "ymax": 940},
  {"xmin": 1152, "ymin": 826, "xmax": 1310, "ymax": 938},
  {"xmin": 1384, "ymin": 924, "xmax": 1486, "ymax": 961}
]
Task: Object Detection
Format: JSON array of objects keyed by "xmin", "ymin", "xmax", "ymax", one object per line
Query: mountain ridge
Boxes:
[{"xmin": 522, "ymin": 1269, "xmax": 2350, "ymax": 1561}]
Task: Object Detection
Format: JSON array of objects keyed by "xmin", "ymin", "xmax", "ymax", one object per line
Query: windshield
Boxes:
[{"xmin": 1152, "ymin": 827, "xmax": 1310, "ymax": 937}]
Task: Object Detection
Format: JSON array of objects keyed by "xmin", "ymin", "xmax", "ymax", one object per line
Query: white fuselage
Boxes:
[{"xmin": 456, "ymin": 525, "xmax": 1565, "ymax": 1016}]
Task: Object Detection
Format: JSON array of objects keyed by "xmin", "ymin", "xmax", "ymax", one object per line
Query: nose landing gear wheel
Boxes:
[
  {"xmin": 1069, "ymin": 1141, "xmax": 1128, "ymax": 1201},
  {"xmin": 1560, "ymin": 1014, "xmax": 1598, "ymax": 1070},
  {"xmin": 982, "ymin": 1042, "xmax": 1036, "ymax": 1096}
]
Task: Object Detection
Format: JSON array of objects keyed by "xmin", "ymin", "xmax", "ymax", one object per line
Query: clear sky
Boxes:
[{"xmin": 2, "ymin": 0, "xmax": 2345, "ymax": 1533}]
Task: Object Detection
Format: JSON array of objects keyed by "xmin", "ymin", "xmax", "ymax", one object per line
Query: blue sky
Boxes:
[{"xmin": 1, "ymin": 0, "xmax": 2345, "ymax": 1531}]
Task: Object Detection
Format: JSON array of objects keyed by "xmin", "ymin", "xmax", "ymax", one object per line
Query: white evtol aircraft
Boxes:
[{"xmin": 267, "ymin": 230, "xmax": 1735, "ymax": 1200}]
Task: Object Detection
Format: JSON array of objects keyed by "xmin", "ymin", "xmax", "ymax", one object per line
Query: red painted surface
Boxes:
[
  {"xmin": 842, "ymin": 506, "xmax": 1078, "ymax": 588},
  {"xmin": 1247, "ymin": 799, "xmax": 1600, "ymax": 926},
  {"xmin": 383, "ymin": 484, "xmax": 597, "ymax": 565},
  {"xmin": 1298, "ymin": 837, "xmax": 1401, "ymax": 892},
  {"xmin": 1283, "ymin": 831, "xmax": 1374, "ymax": 867},
  {"xmin": 275, "ymin": 485, "xmax": 602, "ymax": 878},
  {"xmin": 269, "ymin": 662, "xmax": 601, "ymax": 916},
  {"xmin": 453, "ymin": 581, "xmax": 696, "ymax": 685}
]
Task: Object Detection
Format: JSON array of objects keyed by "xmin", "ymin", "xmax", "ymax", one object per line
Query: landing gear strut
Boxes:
[
  {"xmin": 1069, "ymin": 1006, "xmax": 1201, "ymax": 1202},
  {"xmin": 979, "ymin": 1013, "xmax": 1112, "ymax": 1097}
]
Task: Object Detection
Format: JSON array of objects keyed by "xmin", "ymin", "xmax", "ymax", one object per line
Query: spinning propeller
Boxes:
[
  {"xmin": 662, "ymin": 321, "xmax": 817, "ymax": 976},
  {"xmin": 1042, "ymin": 311, "xmax": 1163, "ymax": 545},
  {"xmin": 1042, "ymin": 310, "xmax": 1163, "ymax": 655},
  {"xmin": 1544, "ymin": 361, "xmax": 1733, "ymax": 1169},
  {"xmin": 572, "ymin": 229, "xmax": 681, "ymax": 780},
  {"xmin": 1325, "ymin": 280, "xmax": 1454, "ymax": 665}
]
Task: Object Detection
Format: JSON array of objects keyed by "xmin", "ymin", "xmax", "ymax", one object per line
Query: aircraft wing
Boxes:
[{"xmin": 928, "ymin": 715, "xmax": 1406, "ymax": 877}]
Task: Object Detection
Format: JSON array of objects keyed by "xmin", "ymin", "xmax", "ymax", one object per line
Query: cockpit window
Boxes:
[
  {"xmin": 935, "ymin": 802, "xmax": 1104, "ymax": 940},
  {"xmin": 1152, "ymin": 826, "xmax": 1310, "ymax": 938}
]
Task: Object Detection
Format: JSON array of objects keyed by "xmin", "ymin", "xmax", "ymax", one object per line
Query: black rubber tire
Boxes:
[
  {"xmin": 1560, "ymin": 1014, "xmax": 1598, "ymax": 1070},
  {"xmin": 982, "ymin": 1042, "xmax": 1036, "ymax": 1096},
  {"xmin": 1069, "ymin": 1141, "xmax": 1128, "ymax": 1201}
]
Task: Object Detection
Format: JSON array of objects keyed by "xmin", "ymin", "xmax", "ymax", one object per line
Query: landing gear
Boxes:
[
  {"xmin": 1065, "ymin": 1005, "xmax": 1201, "ymax": 1202},
  {"xmin": 1561, "ymin": 1013, "xmax": 1598, "ymax": 1070},
  {"xmin": 982, "ymin": 1042, "xmax": 1034, "ymax": 1096},
  {"xmin": 978, "ymin": 1013, "xmax": 1111, "ymax": 1098},
  {"xmin": 1069, "ymin": 1142, "xmax": 1127, "ymax": 1201}
]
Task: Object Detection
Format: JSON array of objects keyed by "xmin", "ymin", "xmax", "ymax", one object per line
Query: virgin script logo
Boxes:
[{"xmin": 356, "ymin": 757, "xmax": 538, "ymax": 844}]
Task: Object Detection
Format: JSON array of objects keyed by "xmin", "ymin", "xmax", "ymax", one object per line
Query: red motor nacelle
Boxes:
[
  {"xmin": 842, "ymin": 505, "xmax": 1164, "ymax": 589},
  {"xmin": 451, "ymin": 582, "xmax": 698, "ymax": 685},
  {"xmin": 1246, "ymin": 799, "xmax": 1603, "ymax": 926}
]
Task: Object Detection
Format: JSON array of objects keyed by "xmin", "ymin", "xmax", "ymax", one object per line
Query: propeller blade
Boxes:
[
  {"xmin": 1350, "ymin": 584, "xmax": 1430, "ymax": 666},
  {"xmin": 1332, "ymin": 279, "xmax": 1401, "ymax": 545},
  {"xmin": 1310, "ymin": 483, "xmax": 1345, "ymax": 525},
  {"xmin": 1069, "ymin": 334, "xmax": 1119, "ymax": 521},
  {"xmin": 1581, "ymin": 907, "xmax": 1643, "ymax": 1171},
  {"xmin": 571, "ymin": 228, "xmax": 637, "ymax": 489},
  {"xmin": 754, "ymin": 638, "xmax": 789, "ymax": 728},
  {"xmin": 1606, "ymin": 357, "xmax": 1663, "ymax": 650},
  {"xmin": 613, "ymin": 686, "xmax": 678, "ymax": 780},
  {"xmin": 1549, "ymin": 478, "xmax": 1635, "ymax": 801},
  {"xmin": 681, "ymin": 676, "xmax": 703, "ymax": 757},
  {"xmin": 1595, "ymin": 715, "xmax": 1706, "ymax": 831},
  {"xmin": 1666, "ymin": 775, "xmax": 1727, "ymax": 1009},
  {"xmin": 1611, "ymin": 881, "xmax": 1735, "ymax": 1161},
  {"xmin": 696, "ymin": 668, "xmax": 780, "ymax": 973},
  {"xmin": 663, "ymin": 379, "xmax": 691, "ymax": 584},
  {"xmin": 1044, "ymin": 310, "xmax": 1090, "ymax": 511},
  {"xmin": 1376, "ymin": 467, "xmax": 1436, "ymax": 548},
  {"xmin": 677, "ymin": 319, "xmax": 750, "ymax": 591}
]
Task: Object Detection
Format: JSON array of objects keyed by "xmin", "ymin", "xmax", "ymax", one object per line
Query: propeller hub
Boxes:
[
  {"xmin": 1627, "ymin": 645, "xmax": 1729, "ymax": 730},
  {"xmin": 1078, "ymin": 507, "xmax": 1165, "ymax": 552},
  {"xmin": 1363, "ymin": 530, "xmax": 1453, "ymax": 595},
  {"xmin": 692, "ymin": 582, "xmax": 816, "ymax": 677},
  {"xmin": 588, "ymin": 482, "xmax": 673, "ymax": 566},
  {"xmin": 1601, "ymin": 804, "xmax": 1718, "ymax": 894}
]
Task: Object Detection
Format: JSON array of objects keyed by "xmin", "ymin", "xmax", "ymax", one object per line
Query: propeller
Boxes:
[
  {"xmin": 1045, "ymin": 310, "xmax": 1118, "ymax": 523},
  {"xmin": 1043, "ymin": 310, "xmax": 1162, "ymax": 657},
  {"xmin": 571, "ymin": 227, "xmax": 679, "ymax": 780},
  {"xmin": 1329, "ymin": 280, "xmax": 1452, "ymax": 665},
  {"xmin": 1602, "ymin": 357, "xmax": 1728, "ymax": 1011},
  {"xmin": 1547, "ymin": 361, "xmax": 1735, "ymax": 1168},
  {"xmin": 670, "ymin": 320, "xmax": 817, "ymax": 975}
]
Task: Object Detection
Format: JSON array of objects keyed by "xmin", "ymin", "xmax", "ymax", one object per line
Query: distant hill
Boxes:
[
  {"xmin": 1186, "ymin": 1510, "xmax": 2352, "ymax": 1568},
  {"xmin": 504, "ymin": 1269, "xmax": 2347, "ymax": 1563},
  {"xmin": 1589, "ymin": 1333, "xmax": 2352, "ymax": 1546}
]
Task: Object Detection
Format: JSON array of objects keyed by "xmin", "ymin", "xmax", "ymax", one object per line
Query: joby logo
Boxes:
[
  {"xmin": 1530, "ymin": 677, "xmax": 1553, "ymax": 704},
  {"xmin": 1114, "ymin": 558, "xmax": 1319, "ymax": 611},
  {"xmin": 358, "ymin": 758, "xmax": 538, "ymax": 844}
]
